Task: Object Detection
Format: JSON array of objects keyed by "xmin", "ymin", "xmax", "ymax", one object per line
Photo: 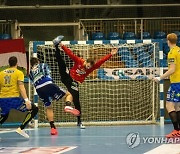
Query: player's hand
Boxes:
[
  {"xmin": 25, "ymin": 100, "xmax": 32, "ymax": 110},
  {"xmin": 111, "ymin": 48, "xmax": 118, "ymax": 55},
  {"xmin": 152, "ymin": 77, "xmax": 160, "ymax": 82}
]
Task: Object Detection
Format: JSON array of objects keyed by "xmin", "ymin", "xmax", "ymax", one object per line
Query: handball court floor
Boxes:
[{"xmin": 0, "ymin": 124, "xmax": 180, "ymax": 154}]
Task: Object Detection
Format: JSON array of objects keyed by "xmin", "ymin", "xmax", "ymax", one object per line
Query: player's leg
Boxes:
[
  {"xmin": 175, "ymin": 103, "xmax": 180, "ymax": 131},
  {"xmin": 174, "ymin": 83, "xmax": 180, "ymax": 134},
  {"xmin": 53, "ymin": 37, "xmax": 69, "ymax": 80},
  {"xmin": 67, "ymin": 84, "xmax": 85, "ymax": 129},
  {"xmin": 46, "ymin": 105, "xmax": 58, "ymax": 135},
  {"xmin": 0, "ymin": 98, "xmax": 10, "ymax": 124},
  {"xmin": 64, "ymin": 91, "xmax": 80, "ymax": 116},
  {"xmin": 16, "ymin": 102, "xmax": 38, "ymax": 138},
  {"xmin": 19, "ymin": 103, "xmax": 38, "ymax": 130},
  {"xmin": 36, "ymin": 85, "xmax": 58, "ymax": 135},
  {"xmin": 0, "ymin": 114, "xmax": 9, "ymax": 125},
  {"xmin": 166, "ymin": 102, "xmax": 179, "ymax": 137},
  {"xmin": 165, "ymin": 83, "xmax": 180, "ymax": 138},
  {"xmin": 0, "ymin": 97, "xmax": 38, "ymax": 138}
]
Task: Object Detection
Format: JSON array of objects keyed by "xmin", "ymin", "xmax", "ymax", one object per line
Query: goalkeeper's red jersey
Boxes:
[{"xmin": 61, "ymin": 45, "xmax": 112, "ymax": 83}]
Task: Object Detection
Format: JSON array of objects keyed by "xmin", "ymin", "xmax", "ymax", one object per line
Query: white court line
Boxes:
[
  {"xmin": 58, "ymin": 146, "xmax": 77, "ymax": 154},
  {"xmin": 144, "ymin": 144, "xmax": 180, "ymax": 154},
  {"xmin": 0, "ymin": 128, "xmax": 34, "ymax": 134}
]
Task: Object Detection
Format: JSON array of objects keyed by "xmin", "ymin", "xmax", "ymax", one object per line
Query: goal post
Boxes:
[{"xmin": 29, "ymin": 39, "xmax": 164, "ymax": 127}]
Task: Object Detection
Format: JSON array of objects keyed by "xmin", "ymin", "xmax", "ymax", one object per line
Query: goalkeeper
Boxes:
[
  {"xmin": 0, "ymin": 56, "xmax": 38, "ymax": 139},
  {"xmin": 29, "ymin": 57, "xmax": 80, "ymax": 135},
  {"xmin": 53, "ymin": 35, "xmax": 118, "ymax": 128}
]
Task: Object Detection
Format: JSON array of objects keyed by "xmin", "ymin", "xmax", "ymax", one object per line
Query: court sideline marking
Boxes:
[{"xmin": 144, "ymin": 144, "xmax": 180, "ymax": 154}]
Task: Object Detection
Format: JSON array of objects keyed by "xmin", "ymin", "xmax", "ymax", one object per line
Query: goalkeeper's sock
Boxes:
[
  {"xmin": 50, "ymin": 121, "xmax": 56, "ymax": 129},
  {"xmin": 77, "ymin": 116, "xmax": 81, "ymax": 125},
  {"xmin": 169, "ymin": 111, "xmax": 179, "ymax": 130},
  {"xmin": 176, "ymin": 111, "xmax": 180, "ymax": 130}
]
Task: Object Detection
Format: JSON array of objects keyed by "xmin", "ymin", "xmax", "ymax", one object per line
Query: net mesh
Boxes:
[{"xmin": 32, "ymin": 42, "xmax": 160, "ymax": 125}]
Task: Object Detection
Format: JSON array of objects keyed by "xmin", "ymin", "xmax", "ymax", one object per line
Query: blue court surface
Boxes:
[{"xmin": 0, "ymin": 124, "xmax": 180, "ymax": 154}]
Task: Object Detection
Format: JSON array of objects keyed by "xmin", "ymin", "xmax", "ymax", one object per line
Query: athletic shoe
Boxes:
[
  {"xmin": 77, "ymin": 123, "xmax": 86, "ymax": 129},
  {"xmin": 64, "ymin": 106, "xmax": 80, "ymax": 116},
  {"xmin": 52, "ymin": 35, "xmax": 64, "ymax": 46},
  {"xmin": 166, "ymin": 130, "xmax": 180, "ymax": 138},
  {"xmin": 51, "ymin": 128, "xmax": 58, "ymax": 135},
  {"xmin": 16, "ymin": 128, "xmax": 29, "ymax": 139}
]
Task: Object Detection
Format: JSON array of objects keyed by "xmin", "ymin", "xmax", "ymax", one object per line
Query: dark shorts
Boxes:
[
  {"xmin": 167, "ymin": 83, "xmax": 180, "ymax": 103},
  {"xmin": 36, "ymin": 83, "xmax": 66, "ymax": 107},
  {"xmin": 0, "ymin": 97, "xmax": 28, "ymax": 115}
]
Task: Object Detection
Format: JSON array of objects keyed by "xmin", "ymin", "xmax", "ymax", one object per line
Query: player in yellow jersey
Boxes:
[
  {"xmin": 0, "ymin": 56, "xmax": 38, "ymax": 138},
  {"xmin": 153, "ymin": 33, "xmax": 180, "ymax": 138}
]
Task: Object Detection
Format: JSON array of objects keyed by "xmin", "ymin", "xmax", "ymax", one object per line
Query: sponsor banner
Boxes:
[
  {"xmin": 0, "ymin": 146, "xmax": 77, "ymax": 154},
  {"xmin": 99, "ymin": 68, "xmax": 168, "ymax": 79}
]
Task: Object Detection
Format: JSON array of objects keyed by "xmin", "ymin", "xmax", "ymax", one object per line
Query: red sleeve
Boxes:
[
  {"xmin": 86, "ymin": 54, "xmax": 112, "ymax": 75},
  {"xmin": 61, "ymin": 45, "xmax": 80, "ymax": 62}
]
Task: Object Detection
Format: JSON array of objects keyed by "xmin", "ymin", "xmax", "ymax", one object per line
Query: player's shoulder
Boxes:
[
  {"xmin": 15, "ymin": 69, "xmax": 24, "ymax": 76},
  {"xmin": 169, "ymin": 46, "xmax": 179, "ymax": 55},
  {"xmin": 172, "ymin": 46, "xmax": 180, "ymax": 53}
]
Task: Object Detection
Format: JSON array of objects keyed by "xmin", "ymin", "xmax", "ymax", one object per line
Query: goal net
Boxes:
[{"xmin": 30, "ymin": 42, "xmax": 160, "ymax": 126}]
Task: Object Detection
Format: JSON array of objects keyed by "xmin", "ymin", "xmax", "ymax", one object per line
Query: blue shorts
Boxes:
[
  {"xmin": 167, "ymin": 83, "xmax": 180, "ymax": 103},
  {"xmin": 0, "ymin": 97, "xmax": 28, "ymax": 115},
  {"xmin": 36, "ymin": 83, "xmax": 66, "ymax": 107}
]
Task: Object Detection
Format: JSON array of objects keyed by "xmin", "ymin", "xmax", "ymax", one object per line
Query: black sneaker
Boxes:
[{"xmin": 77, "ymin": 122, "xmax": 86, "ymax": 129}]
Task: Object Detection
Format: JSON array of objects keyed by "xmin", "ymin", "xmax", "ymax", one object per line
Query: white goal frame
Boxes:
[{"xmin": 29, "ymin": 39, "xmax": 164, "ymax": 127}]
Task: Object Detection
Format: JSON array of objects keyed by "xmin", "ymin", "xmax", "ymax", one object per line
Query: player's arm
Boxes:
[
  {"xmin": 18, "ymin": 73, "xmax": 31, "ymax": 110},
  {"xmin": 86, "ymin": 48, "xmax": 118, "ymax": 73},
  {"xmin": 160, "ymin": 63, "xmax": 176, "ymax": 80},
  {"xmin": 153, "ymin": 52, "xmax": 176, "ymax": 82},
  {"xmin": 59, "ymin": 43, "xmax": 80, "ymax": 62}
]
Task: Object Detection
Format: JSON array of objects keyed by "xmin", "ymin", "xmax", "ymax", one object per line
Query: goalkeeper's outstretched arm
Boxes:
[{"xmin": 86, "ymin": 48, "xmax": 118, "ymax": 74}]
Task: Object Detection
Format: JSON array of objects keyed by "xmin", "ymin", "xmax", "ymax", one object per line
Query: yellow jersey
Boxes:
[
  {"xmin": 168, "ymin": 46, "xmax": 180, "ymax": 83},
  {"xmin": 0, "ymin": 67, "xmax": 24, "ymax": 98}
]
